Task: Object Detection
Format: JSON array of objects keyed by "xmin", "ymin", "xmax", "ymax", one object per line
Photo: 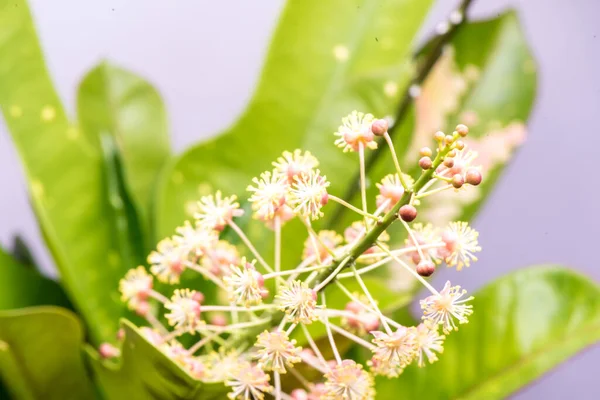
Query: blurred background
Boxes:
[{"xmin": 0, "ymin": 0, "xmax": 598, "ymax": 398}]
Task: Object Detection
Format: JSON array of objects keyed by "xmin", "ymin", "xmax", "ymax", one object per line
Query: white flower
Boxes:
[
  {"xmin": 226, "ymin": 362, "xmax": 273, "ymax": 400},
  {"xmin": 334, "ymin": 111, "xmax": 378, "ymax": 152},
  {"xmin": 173, "ymin": 220, "xmax": 218, "ymax": 259},
  {"xmin": 204, "ymin": 350, "xmax": 246, "ymax": 383},
  {"xmin": 302, "ymin": 230, "xmax": 343, "ymax": 265},
  {"xmin": 404, "ymin": 223, "xmax": 444, "ymax": 264},
  {"xmin": 420, "ymin": 281, "xmax": 474, "ymax": 333},
  {"xmin": 202, "ymin": 240, "xmax": 240, "ymax": 276},
  {"xmin": 289, "ymin": 169, "xmax": 330, "ymax": 220},
  {"xmin": 413, "ymin": 323, "xmax": 445, "ymax": 367},
  {"xmin": 437, "ymin": 147, "xmax": 478, "ymax": 177},
  {"xmin": 254, "ymin": 330, "xmax": 301, "ymax": 373},
  {"xmin": 272, "ymin": 149, "xmax": 319, "ymax": 183},
  {"xmin": 375, "ymin": 173, "xmax": 414, "ymax": 211},
  {"xmin": 223, "ymin": 258, "xmax": 267, "ymax": 307},
  {"xmin": 442, "ymin": 221, "xmax": 481, "ymax": 270},
  {"xmin": 276, "ymin": 280, "xmax": 319, "ymax": 324},
  {"xmin": 161, "ymin": 340, "xmax": 189, "ymax": 365},
  {"xmin": 119, "ymin": 266, "xmax": 153, "ymax": 310},
  {"xmin": 148, "ymin": 238, "xmax": 188, "ymax": 284},
  {"xmin": 323, "ymin": 359, "xmax": 375, "ymax": 400},
  {"xmin": 195, "ymin": 191, "xmax": 244, "ymax": 231},
  {"xmin": 164, "ymin": 289, "xmax": 203, "ymax": 334},
  {"xmin": 371, "ymin": 327, "xmax": 417, "ymax": 369},
  {"xmin": 247, "ymin": 171, "xmax": 289, "ymax": 220}
]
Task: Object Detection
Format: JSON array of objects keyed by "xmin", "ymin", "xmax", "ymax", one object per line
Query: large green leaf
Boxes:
[
  {"xmin": 0, "ymin": 0, "xmax": 134, "ymax": 342},
  {"xmin": 0, "ymin": 247, "xmax": 70, "ymax": 310},
  {"xmin": 375, "ymin": 266, "xmax": 600, "ymax": 399},
  {"xmin": 0, "ymin": 307, "xmax": 95, "ymax": 400},
  {"xmin": 155, "ymin": 0, "xmax": 435, "ymax": 274},
  {"xmin": 88, "ymin": 319, "xmax": 225, "ymax": 400},
  {"xmin": 78, "ymin": 62, "xmax": 171, "ymax": 244}
]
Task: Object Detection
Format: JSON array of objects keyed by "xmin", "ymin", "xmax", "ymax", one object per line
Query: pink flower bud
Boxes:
[
  {"xmin": 99, "ymin": 343, "xmax": 120, "ymax": 359},
  {"xmin": 399, "ymin": 205, "xmax": 417, "ymax": 222},
  {"xmin": 210, "ymin": 314, "xmax": 227, "ymax": 327},
  {"xmin": 371, "ymin": 119, "xmax": 389, "ymax": 136},
  {"xmin": 417, "ymin": 260, "xmax": 436, "ymax": 277},
  {"xmin": 291, "ymin": 389, "xmax": 309, "ymax": 400},
  {"xmin": 456, "ymin": 124, "xmax": 469, "ymax": 137},
  {"xmin": 419, "ymin": 156, "xmax": 432, "ymax": 170},
  {"xmin": 465, "ymin": 168, "xmax": 482, "ymax": 186},
  {"xmin": 452, "ymin": 174, "xmax": 464, "ymax": 189},
  {"xmin": 362, "ymin": 314, "xmax": 380, "ymax": 332}
]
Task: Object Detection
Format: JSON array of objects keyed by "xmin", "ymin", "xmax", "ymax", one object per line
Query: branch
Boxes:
[{"xmin": 326, "ymin": 0, "xmax": 475, "ymax": 227}]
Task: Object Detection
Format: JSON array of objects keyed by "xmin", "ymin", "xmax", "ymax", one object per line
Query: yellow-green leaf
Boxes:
[
  {"xmin": 0, "ymin": 307, "xmax": 95, "ymax": 400},
  {"xmin": 375, "ymin": 266, "xmax": 600, "ymax": 399}
]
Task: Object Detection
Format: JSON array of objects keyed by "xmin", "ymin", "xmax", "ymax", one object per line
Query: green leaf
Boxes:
[
  {"xmin": 88, "ymin": 319, "xmax": 226, "ymax": 400},
  {"xmin": 155, "ymin": 0, "xmax": 435, "ymax": 273},
  {"xmin": 0, "ymin": 307, "xmax": 95, "ymax": 400},
  {"xmin": 78, "ymin": 62, "xmax": 172, "ymax": 244},
  {"xmin": 0, "ymin": 0, "xmax": 134, "ymax": 342},
  {"xmin": 375, "ymin": 266, "xmax": 600, "ymax": 400},
  {"xmin": 0, "ymin": 247, "xmax": 71, "ymax": 310}
]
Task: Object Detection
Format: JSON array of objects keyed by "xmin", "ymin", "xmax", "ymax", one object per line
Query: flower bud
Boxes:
[
  {"xmin": 447, "ymin": 149, "xmax": 457, "ymax": 158},
  {"xmin": 116, "ymin": 328, "xmax": 125, "ymax": 342},
  {"xmin": 452, "ymin": 174, "xmax": 464, "ymax": 189},
  {"xmin": 419, "ymin": 156, "xmax": 432, "ymax": 170},
  {"xmin": 444, "ymin": 135, "xmax": 454, "ymax": 145},
  {"xmin": 434, "ymin": 131, "xmax": 445, "ymax": 142},
  {"xmin": 362, "ymin": 314, "xmax": 380, "ymax": 332},
  {"xmin": 455, "ymin": 140, "xmax": 465, "ymax": 150},
  {"xmin": 320, "ymin": 192, "xmax": 329, "ymax": 206},
  {"xmin": 399, "ymin": 205, "xmax": 417, "ymax": 222},
  {"xmin": 417, "ymin": 260, "xmax": 436, "ymax": 277},
  {"xmin": 210, "ymin": 314, "xmax": 227, "ymax": 327},
  {"xmin": 420, "ymin": 147, "xmax": 432, "ymax": 157},
  {"xmin": 465, "ymin": 168, "xmax": 482, "ymax": 186},
  {"xmin": 456, "ymin": 124, "xmax": 469, "ymax": 136},
  {"xmin": 192, "ymin": 291, "xmax": 205, "ymax": 304},
  {"xmin": 443, "ymin": 158, "xmax": 454, "ymax": 168},
  {"xmin": 99, "ymin": 343, "xmax": 120, "ymax": 359},
  {"xmin": 371, "ymin": 119, "xmax": 389, "ymax": 136},
  {"xmin": 291, "ymin": 389, "xmax": 309, "ymax": 400}
]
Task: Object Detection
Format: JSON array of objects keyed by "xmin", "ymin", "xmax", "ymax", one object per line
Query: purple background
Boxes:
[{"xmin": 0, "ymin": 0, "xmax": 598, "ymax": 398}]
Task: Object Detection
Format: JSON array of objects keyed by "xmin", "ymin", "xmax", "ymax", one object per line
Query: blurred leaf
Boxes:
[
  {"xmin": 78, "ymin": 62, "xmax": 171, "ymax": 245},
  {"xmin": 0, "ymin": 0, "xmax": 137, "ymax": 342},
  {"xmin": 88, "ymin": 319, "xmax": 226, "ymax": 400},
  {"xmin": 370, "ymin": 11, "xmax": 537, "ymax": 230},
  {"xmin": 9, "ymin": 235, "xmax": 38, "ymax": 269},
  {"xmin": 0, "ymin": 247, "xmax": 71, "ymax": 310},
  {"xmin": 155, "ymin": 0, "xmax": 435, "ymax": 277},
  {"xmin": 0, "ymin": 307, "xmax": 95, "ymax": 400},
  {"xmin": 375, "ymin": 266, "xmax": 600, "ymax": 400}
]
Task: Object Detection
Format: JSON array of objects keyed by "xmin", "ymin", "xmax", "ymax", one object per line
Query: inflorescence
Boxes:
[{"xmin": 112, "ymin": 111, "xmax": 483, "ymax": 399}]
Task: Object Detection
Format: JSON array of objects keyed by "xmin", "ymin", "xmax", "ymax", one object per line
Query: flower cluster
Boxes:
[{"xmin": 112, "ymin": 113, "xmax": 483, "ymax": 399}]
